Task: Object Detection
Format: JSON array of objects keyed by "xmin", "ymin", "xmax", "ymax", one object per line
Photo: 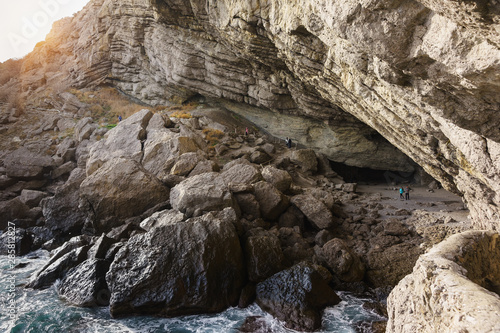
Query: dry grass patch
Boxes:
[{"xmin": 203, "ymin": 128, "xmax": 225, "ymax": 146}]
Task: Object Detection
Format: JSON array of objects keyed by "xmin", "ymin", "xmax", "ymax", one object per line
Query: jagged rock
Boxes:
[
  {"xmin": 80, "ymin": 157, "xmax": 169, "ymax": 232},
  {"xmin": 261, "ymin": 166, "xmax": 292, "ymax": 193},
  {"xmin": 317, "ymin": 238, "xmax": 365, "ymax": 282},
  {"xmin": 244, "ymin": 228, "xmax": 284, "ymax": 282},
  {"xmin": 291, "ymin": 149, "xmax": 318, "ymax": 173},
  {"xmin": 139, "ymin": 209, "xmax": 185, "ymax": 231},
  {"xmin": 106, "ymin": 222, "xmax": 137, "ymax": 241},
  {"xmin": 58, "ymin": 258, "xmax": 112, "ymax": 307},
  {"xmin": 75, "ymin": 117, "xmax": 96, "ymax": 142},
  {"xmin": 55, "ymin": 137, "xmax": 77, "ymax": 163},
  {"xmin": 146, "ymin": 113, "xmax": 172, "ymax": 132},
  {"xmin": 4, "ymin": 147, "xmax": 54, "ymax": 179},
  {"xmin": 256, "ymin": 262, "xmax": 341, "ymax": 331},
  {"xmin": 51, "ymin": 161, "xmax": 76, "ymax": 179},
  {"xmin": 170, "ymin": 152, "xmax": 203, "ymax": 176},
  {"xmin": 253, "ymin": 181, "xmax": 289, "ymax": 221},
  {"xmin": 0, "ymin": 175, "xmax": 16, "ymax": 190},
  {"xmin": 234, "ymin": 193, "xmax": 261, "ymax": 219},
  {"xmin": 383, "ymin": 220, "xmax": 410, "ymax": 236},
  {"xmin": 27, "ymin": 245, "xmax": 90, "ymax": 289},
  {"xmin": 106, "ymin": 211, "xmax": 245, "ymax": 317},
  {"xmin": 142, "ymin": 130, "xmax": 199, "ymax": 178},
  {"xmin": 290, "ymin": 194, "xmax": 334, "ymax": 230},
  {"xmin": 188, "ymin": 159, "xmax": 220, "ymax": 177},
  {"xmin": 29, "ymin": 227, "xmax": 54, "ymax": 249},
  {"xmin": 19, "ymin": 189, "xmax": 48, "ymax": 208},
  {"xmin": 366, "ymin": 240, "xmax": 424, "ymax": 288},
  {"xmin": 238, "ymin": 316, "xmax": 274, "ymax": 333},
  {"xmin": 170, "ymin": 172, "xmax": 236, "ymax": 218},
  {"xmin": 87, "ymin": 235, "xmax": 117, "ymax": 260},
  {"xmin": 86, "ymin": 109, "xmax": 153, "ymax": 175},
  {"xmin": 278, "ymin": 205, "xmax": 306, "ymax": 231},
  {"xmin": 388, "ymin": 231, "xmax": 500, "ymax": 333},
  {"xmin": 222, "ymin": 158, "xmax": 252, "ymax": 171},
  {"xmin": 238, "ymin": 284, "xmax": 257, "ymax": 309},
  {"xmin": 42, "ymin": 168, "xmax": 87, "ymax": 236},
  {"xmin": 315, "ymin": 230, "xmax": 334, "ymax": 247},
  {"xmin": 220, "ymin": 164, "xmax": 262, "ymax": 185},
  {"xmin": 0, "ymin": 198, "xmax": 31, "ymax": 229},
  {"xmin": 250, "ymin": 150, "xmax": 271, "ymax": 164},
  {"xmin": 0, "ymin": 228, "xmax": 33, "ymax": 256}
]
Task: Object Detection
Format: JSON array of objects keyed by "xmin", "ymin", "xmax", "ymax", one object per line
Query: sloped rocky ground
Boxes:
[{"xmin": 0, "ymin": 92, "xmax": 477, "ymax": 331}]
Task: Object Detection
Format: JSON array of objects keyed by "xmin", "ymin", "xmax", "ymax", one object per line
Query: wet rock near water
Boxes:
[
  {"xmin": 256, "ymin": 261, "xmax": 341, "ymax": 332},
  {"xmin": 106, "ymin": 210, "xmax": 245, "ymax": 317}
]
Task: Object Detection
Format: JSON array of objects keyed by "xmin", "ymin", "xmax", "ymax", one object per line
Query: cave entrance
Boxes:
[{"xmin": 329, "ymin": 161, "xmax": 415, "ymax": 185}]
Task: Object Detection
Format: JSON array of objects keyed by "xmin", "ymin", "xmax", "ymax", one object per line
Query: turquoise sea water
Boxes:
[{"xmin": 0, "ymin": 251, "xmax": 383, "ymax": 333}]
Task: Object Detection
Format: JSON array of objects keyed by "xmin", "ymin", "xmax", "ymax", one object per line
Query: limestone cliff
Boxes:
[{"xmin": 19, "ymin": 0, "xmax": 500, "ymax": 229}]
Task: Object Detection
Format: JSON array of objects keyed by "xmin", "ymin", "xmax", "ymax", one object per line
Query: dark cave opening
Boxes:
[{"xmin": 329, "ymin": 161, "xmax": 416, "ymax": 185}]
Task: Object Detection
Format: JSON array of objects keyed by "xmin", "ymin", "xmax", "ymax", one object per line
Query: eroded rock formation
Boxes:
[
  {"xmin": 18, "ymin": 0, "xmax": 500, "ymax": 229},
  {"xmin": 387, "ymin": 231, "xmax": 500, "ymax": 333}
]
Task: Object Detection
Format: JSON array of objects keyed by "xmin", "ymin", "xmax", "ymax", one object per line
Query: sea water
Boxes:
[{"xmin": 0, "ymin": 251, "xmax": 384, "ymax": 333}]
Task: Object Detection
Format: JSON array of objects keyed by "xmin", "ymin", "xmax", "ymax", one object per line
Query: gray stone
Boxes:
[
  {"xmin": 290, "ymin": 194, "xmax": 334, "ymax": 230},
  {"xmin": 261, "ymin": 166, "xmax": 292, "ymax": 193},
  {"xmin": 256, "ymin": 262, "xmax": 340, "ymax": 331},
  {"xmin": 106, "ymin": 211, "xmax": 245, "ymax": 317},
  {"xmin": 253, "ymin": 181, "xmax": 289, "ymax": 221},
  {"xmin": 19, "ymin": 190, "xmax": 48, "ymax": 208}
]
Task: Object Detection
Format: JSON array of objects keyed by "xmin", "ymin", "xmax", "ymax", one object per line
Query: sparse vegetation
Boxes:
[
  {"xmin": 167, "ymin": 102, "xmax": 198, "ymax": 119},
  {"xmin": 203, "ymin": 128, "xmax": 225, "ymax": 146},
  {"xmin": 68, "ymin": 87, "xmax": 162, "ymax": 125}
]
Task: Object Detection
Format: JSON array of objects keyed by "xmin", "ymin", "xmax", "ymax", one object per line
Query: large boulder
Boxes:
[
  {"xmin": 253, "ymin": 181, "xmax": 289, "ymax": 221},
  {"xmin": 291, "ymin": 149, "xmax": 318, "ymax": 173},
  {"xmin": 42, "ymin": 168, "xmax": 87, "ymax": 236},
  {"xmin": 317, "ymin": 238, "xmax": 365, "ymax": 282},
  {"xmin": 26, "ymin": 245, "xmax": 90, "ymax": 289},
  {"xmin": 80, "ymin": 157, "xmax": 169, "ymax": 232},
  {"xmin": 0, "ymin": 228, "xmax": 33, "ymax": 256},
  {"xmin": 388, "ymin": 231, "xmax": 500, "ymax": 333},
  {"xmin": 58, "ymin": 258, "xmax": 112, "ymax": 307},
  {"xmin": 261, "ymin": 166, "xmax": 292, "ymax": 193},
  {"xmin": 4, "ymin": 147, "xmax": 54, "ymax": 179},
  {"xmin": 290, "ymin": 194, "xmax": 334, "ymax": 230},
  {"xmin": 0, "ymin": 198, "xmax": 31, "ymax": 230},
  {"xmin": 244, "ymin": 228, "xmax": 284, "ymax": 282},
  {"xmin": 86, "ymin": 109, "xmax": 153, "ymax": 175},
  {"xmin": 106, "ymin": 211, "xmax": 245, "ymax": 317},
  {"xmin": 170, "ymin": 172, "xmax": 236, "ymax": 217},
  {"xmin": 256, "ymin": 262, "xmax": 341, "ymax": 331},
  {"xmin": 19, "ymin": 189, "xmax": 48, "ymax": 208},
  {"xmin": 220, "ymin": 164, "xmax": 262, "ymax": 185}
]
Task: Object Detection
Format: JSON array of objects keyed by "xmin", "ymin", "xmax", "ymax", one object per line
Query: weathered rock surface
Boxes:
[
  {"xmin": 86, "ymin": 109, "xmax": 153, "ymax": 176},
  {"xmin": 58, "ymin": 258, "xmax": 111, "ymax": 307},
  {"xmin": 42, "ymin": 168, "xmax": 87, "ymax": 236},
  {"xmin": 387, "ymin": 231, "xmax": 500, "ymax": 333},
  {"xmin": 244, "ymin": 228, "xmax": 284, "ymax": 282},
  {"xmin": 20, "ymin": 0, "xmax": 500, "ymax": 229},
  {"xmin": 170, "ymin": 172, "xmax": 236, "ymax": 217},
  {"xmin": 261, "ymin": 166, "xmax": 292, "ymax": 193},
  {"xmin": 79, "ymin": 157, "xmax": 169, "ymax": 232},
  {"xmin": 106, "ymin": 211, "xmax": 245, "ymax": 317},
  {"xmin": 291, "ymin": 194, "xmax": 334, "ymax": 230},
  {"xmin": 4, "ymin": 147, "xmax": 54, "ymax": 179},
  {"xmin": 256, "ymin": 262, "xmax": 341, "ymax": 331},
  {"xmin": 317, "ymin": 238, "xmax": 365, "ymax": 282},
  {"xmin": 253, "ymin": 181, "xmax": 289, "ymax": 221}
]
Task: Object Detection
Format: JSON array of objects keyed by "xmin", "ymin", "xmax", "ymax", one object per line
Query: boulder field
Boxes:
[{"xmin": 0, "ymin": 106, "xmax": 432, "ymax": 331}]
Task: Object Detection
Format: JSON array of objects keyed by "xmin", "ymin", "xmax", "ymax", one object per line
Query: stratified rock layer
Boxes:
[
  {"xmin": 387, "ymin": 231, "xmax": 500, "ymax": 333},
  {"xmin": 20, "ymin": 0, "xmax": 500, "ymax": 230}
]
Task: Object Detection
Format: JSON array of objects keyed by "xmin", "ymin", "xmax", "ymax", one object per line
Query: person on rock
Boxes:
[
  {"xmin": 399, "ymin": 187, "xmax": 404, "ymax": 200},
  {"xmin": 285, "ymin": 137, "xmax": 290, "ymax": 147},
  {"xmin": 405, "ymin": 185, "xmax": 411, "ymax": 200},
  {"xmin": 287, "ymin": 137, "xmax": 292, "ymax": 149},
  {"xmin": 245, "ymin": 127, "xmax": 249, "ymax": 136}
]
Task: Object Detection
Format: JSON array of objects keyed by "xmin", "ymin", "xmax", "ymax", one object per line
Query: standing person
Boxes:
[
  {"xmin": 285, "ymin": 137, "xmax": 289, "ymax": 148},
  {"xmin": 245, "ymin": 127, "xmax": 249, "ymax": 136},
  {"xmin": 118, "ymin": 115, "xmax": 122, "ymax": 122},
  {"xmin": 287, "ymin": 137, "xmax": 292, "ymax": 149},
  {"xmin": 405, "ymin": 186, "xmax": 411, "ymax": 200},
  {"xmin": 399, "ymin": 187, "xmax": 404, "ymax": 200}
]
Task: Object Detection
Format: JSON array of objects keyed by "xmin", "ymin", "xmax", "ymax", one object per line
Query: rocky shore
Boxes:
[{"xmin": 0, "ymin": 95, "xmax": 479, "ymax": 331}]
